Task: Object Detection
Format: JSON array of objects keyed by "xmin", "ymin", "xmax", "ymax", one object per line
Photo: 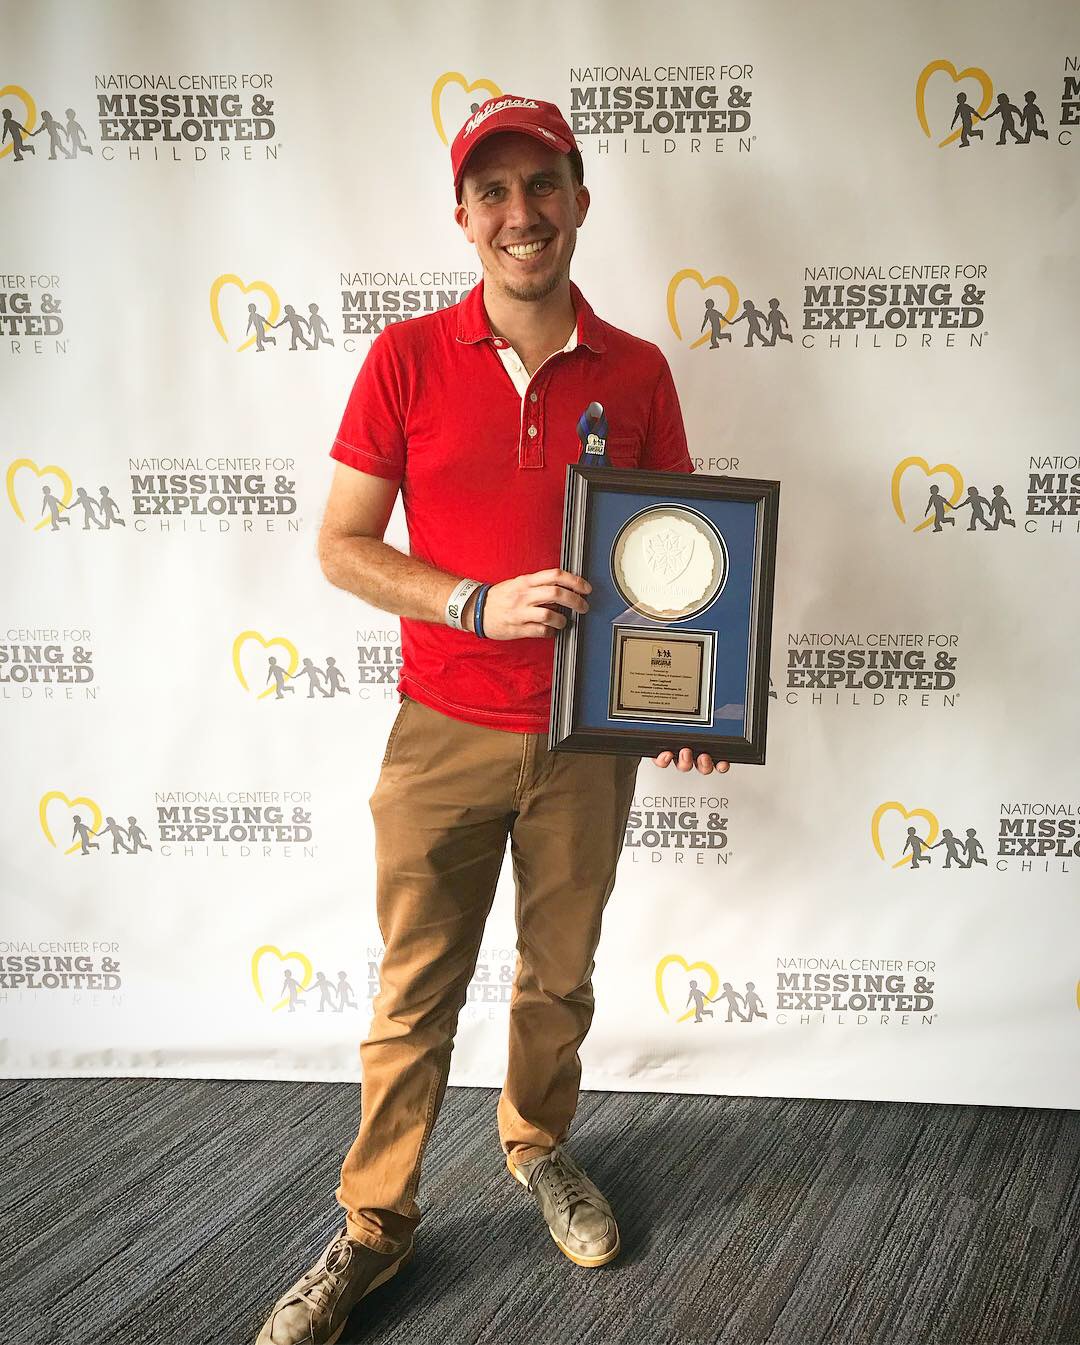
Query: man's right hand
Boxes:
[{"xmin": 479, "ymin": 568, "xmax": 591, "ymax": 640}]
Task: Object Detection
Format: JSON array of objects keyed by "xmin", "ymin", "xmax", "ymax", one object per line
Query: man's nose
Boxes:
[{"xmin": 502, "ymin": 184, "xmax": 537, "ymax": 229}]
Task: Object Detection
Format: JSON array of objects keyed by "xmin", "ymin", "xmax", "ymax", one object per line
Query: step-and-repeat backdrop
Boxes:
[{"xmin": 3, "ymin": 1, "xmax": 1078, "ymax": 1109}]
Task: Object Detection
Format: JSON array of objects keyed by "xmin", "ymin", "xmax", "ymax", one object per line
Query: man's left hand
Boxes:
[{"xmin": 651, "ymin": 748, "xmax": 730, "ymax": 774}]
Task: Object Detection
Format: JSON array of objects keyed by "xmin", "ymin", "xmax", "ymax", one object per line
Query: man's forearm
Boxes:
[{"xmin": 319, "ymin": 533, "xmax": 474, "ymax": 627}]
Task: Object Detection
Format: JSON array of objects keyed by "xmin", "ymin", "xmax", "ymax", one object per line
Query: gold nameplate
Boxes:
[{"xmin": 609, "ymin": 627, "xmax": 716, "ymax": 723}]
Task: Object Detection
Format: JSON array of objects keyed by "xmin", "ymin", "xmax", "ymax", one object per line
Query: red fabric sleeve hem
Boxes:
[{"xmin": 330, "ymin": 438, "xmax": 403, "ymax": 481}]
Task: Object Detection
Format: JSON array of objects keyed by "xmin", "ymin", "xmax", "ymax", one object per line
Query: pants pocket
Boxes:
[{"xmin": 380, "ymin": 697, "xmax": 412, "ymax": 768}]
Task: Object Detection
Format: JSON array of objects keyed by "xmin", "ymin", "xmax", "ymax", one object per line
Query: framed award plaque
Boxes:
[{"xmin": 549, "ymin": 467, "xmax": 780, "ymax": 764}]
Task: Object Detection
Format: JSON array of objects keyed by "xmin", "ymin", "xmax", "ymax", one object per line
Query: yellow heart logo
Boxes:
[
  {"xmin": 209, "ymin": 274, "xmax": 282, "ymax": 353},
  {"xmin": 891, "ymin": 456, "xmax": 965, "ymax": 533},
  {"xmin": 871, "ymin": 801, "xmax": 941, "ymax": 870},
  {"xmin": 39, "ymin": 790, "xmax": 104, "ymax": 857},
  {"xmin": 6, "ymin": 457, "xmax": 74, "ymax": 532},
  {"xmin": 431, "ymin": 72, "xmax": 503, "ymax": 146},
  {"xmin": 0, "ymin": 85, "xmax": 37, "ymax": 160},
  {"xmin": 233, "ymin": 629, "xmax": 300, "ymax": 700},
  {"xmin": 251, "ymin": 943, "xmax": 314, "ymax": 1012},
  {"xmin": 915, "ymin": 60, "xmax": 994, "ymax": 149},
  {"xmin": 656, "ymin": 953, "xmax": 720, "ymax": 1024},
  {"xmin": 666, "ymin": 269, "xmax": 740, "ymax": 351}
]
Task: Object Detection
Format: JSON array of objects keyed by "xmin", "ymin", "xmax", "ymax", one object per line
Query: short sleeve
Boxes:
[{"xmin": 329, "ymin": 332, "xmax": 407, "ymax": 480}]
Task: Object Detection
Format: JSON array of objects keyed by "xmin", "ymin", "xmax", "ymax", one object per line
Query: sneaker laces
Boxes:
[
  {"xmin": 295, "ymin": 1233, "xmax": 354, "ymax": 1313},
  {"xmin": 528, "ymin": 1148, "xmax": 596, "ymax": 1216}
]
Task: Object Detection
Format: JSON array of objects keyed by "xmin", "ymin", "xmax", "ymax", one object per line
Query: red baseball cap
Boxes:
[{"xmin": 451, "ymin": 94, "xmax": 576, "ymax": 195}]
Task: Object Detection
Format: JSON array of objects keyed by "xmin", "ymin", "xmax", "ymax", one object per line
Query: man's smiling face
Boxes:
[{"xmin": 454, "ymin": 132, "xmax": 589, "ymax": 304}]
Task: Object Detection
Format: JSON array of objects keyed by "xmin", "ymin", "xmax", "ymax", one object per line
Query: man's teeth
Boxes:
[{"xmin": 504, "ymin": 240, "xmax": 549, "ymax": 258}]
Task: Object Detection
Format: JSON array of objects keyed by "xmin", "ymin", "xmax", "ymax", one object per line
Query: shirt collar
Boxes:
[{"xmin": 456, "ymin": 280, "xmax": 607, "ymax": 354}]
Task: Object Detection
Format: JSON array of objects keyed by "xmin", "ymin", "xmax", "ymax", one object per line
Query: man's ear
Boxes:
[
  {"xmin": 454, "ymin": 200, "xmax": 473, "ymax": 243},
  {"xmin": 575, "ymin": 184, "xmax": 591, "ymax": 228}
]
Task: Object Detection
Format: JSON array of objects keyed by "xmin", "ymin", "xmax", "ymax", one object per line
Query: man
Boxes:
[{"xmin": 256, "ymin": 95, "xmax": 727, "ymax": 1345}]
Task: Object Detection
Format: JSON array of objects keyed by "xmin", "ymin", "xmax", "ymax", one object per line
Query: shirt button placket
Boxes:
[{"xmin": 524, "ymin": 382, "xmax": 543, "ymax": 466}]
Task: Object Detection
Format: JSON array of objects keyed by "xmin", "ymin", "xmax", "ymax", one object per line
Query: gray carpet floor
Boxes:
[{"xmin": 1, "ymin": 1079, "xmax": 1078, "ymax": 1344}]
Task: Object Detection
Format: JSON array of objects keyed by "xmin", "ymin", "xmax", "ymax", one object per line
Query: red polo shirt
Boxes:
[{"xmin": 330, "ymin": 281, "xmax": 692, "ymax": 733}]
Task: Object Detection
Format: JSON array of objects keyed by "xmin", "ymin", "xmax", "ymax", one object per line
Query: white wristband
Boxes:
[{"xmin": 445, "ymin": 578, "xmax": 482, "ymax": 630}]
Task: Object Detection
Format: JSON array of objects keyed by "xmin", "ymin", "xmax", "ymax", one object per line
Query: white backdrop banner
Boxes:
[{"xmin": 3, "ymin": 0, "xmax": 1078, "ymax": 1109}]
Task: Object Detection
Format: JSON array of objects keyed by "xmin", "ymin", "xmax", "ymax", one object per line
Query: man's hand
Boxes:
[
  {"xmin": 481, "ymin": 568, "xmax": 591, "ymax": 640},
  {"xmin": 652, "ymin": 748, "xmax": 730, "ymax": 774}
]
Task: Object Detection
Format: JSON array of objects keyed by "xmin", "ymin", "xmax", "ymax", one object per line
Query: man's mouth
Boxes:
[{"xmin": 502, "ymin": 238, "xmax": 551, "ymax": 259}]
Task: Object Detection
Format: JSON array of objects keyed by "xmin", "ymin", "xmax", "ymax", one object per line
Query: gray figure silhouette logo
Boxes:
[
  {"xmin": 1019, "ymin": 92, "xmax": 1048, "ymax": 144},
  {"xmin": 41, "ymin": 484, "xmax": 70, "ymax": 530},
  {"xmin": 64, "ymin": 108, "xmax": 93, "ymax": 156},
  {"xmin": 246, "ymin": 303, "xmax": 277, "ymax": 352},
  {"xmin": 902, "ymin": 825, "xmax": 932, "ymax": 869},
  {"xmin": 962, "ymin": 827, "xmax": 987, "ymax": 868},
  {"xmin": 98, "ymin": 486, "xmax": 125, "ymax": 529},
  {"xmin": 33, "ymin": 110, "xmax": 74, "ymax": 159},
  {"xmin": 764, "ymin": 299, "xmax": 793, "ymax": 346},
  {"xmin": 98, "ymin": 815, "xmax": 132, "ymax": 855},
  {"xmin": 271, "ymin": 304, "xmax": 313, "ymax": 351},
  {"xmin": 924, "ymin": 484, "xmax": 956, "ymax": 532},
  {"xmin": 685, "ymin": 978, "xmax": 716, "ymax": 1023},
  {"xmin": 71, "ymin": 485, "xmax": 104, "ymax": 530},
  {"xmin": 743, "ymin": 982, "xmax": 768, "ymax": 1021},
  {"xmin": 307, "ymin": 304, "xmax": 335, "ymax": 349},
  {"xmin": 71, "ymin": 814, "xmax": 99, "ymax": 855},
  {"xmin": 954, "ymin": 485, "xmax": 993, "ymax": 531},
  {"xmin": 323, "ymin": 656, "xmax": 350, "ymax": 697},
  {"xmin": 309, "ymin": 970, "xmax": 339, "ymax": 1013},
  {"xmin": 126, "ymin": 816, "xmax": 152, "ymax": 853},
  {"xmin": 297, "ymin": 657, "xmax": 329, "ymax": 698},
  {"xmin": 280, "ymin": 969, "xmax": 307, "ymax": 1012},
  {"xmin": 266, "ymin": 656, "xmax": 295, "ymax": 698},
  {"xmin": 335, "ymin": 971, "xmax": 357, "ymax": 1012},
  {"xmin": 982, "ymin": 92, "xmax": 1023, "ymax": 145},
  {"xmin": 931, "ymin": 828, "xmax": 964, "ymax": 869},
  {"xmin": 988, "ymin": 486, "xmax": 1016, "ymax": 530},
  {"xmin": 718, "ymin": 981, "xmax": 748, "ymax": 1022},
  {"xmin": 727, "ymin": 300, "xmax": 770, "ymax": 347},
  {"xmin": 950, "ymin": 93, "xmax": 984, "ymax": 148},
  {"xmin": 700, "ymin": 299, "xmax": 731, "ymax": 348},
  {"xmin": 2, "ymin": 107, "xmax": 37, "ymax": 161}
]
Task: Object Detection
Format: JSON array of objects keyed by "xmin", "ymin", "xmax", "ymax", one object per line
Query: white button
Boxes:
[
  {"xmin": 527, "ymin": 425, "xmax": 538, "ymax": 438},
  {"xmin": 529, "ymin": 392, "xmax": 538, "ymax": 403}
]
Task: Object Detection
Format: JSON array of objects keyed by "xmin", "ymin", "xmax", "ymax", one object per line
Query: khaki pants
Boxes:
[{"xmin": 336, "ymin": 696, "xmax": 638, "ymax": 1253}]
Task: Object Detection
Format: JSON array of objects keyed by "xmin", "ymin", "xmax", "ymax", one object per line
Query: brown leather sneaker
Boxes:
[
  {"xmin": 508, "ymin": 1147, "xmax": 621, "ymax": 1267},
  {"xmin": 255, "ymin": 1227, "xmax": 412, "ymax": 1345}
]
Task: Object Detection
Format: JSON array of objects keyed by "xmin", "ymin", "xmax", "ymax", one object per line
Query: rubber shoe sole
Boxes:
[{"xmin": 506, "ymin": 1156, "xmax": 621, "ymax": 1268}]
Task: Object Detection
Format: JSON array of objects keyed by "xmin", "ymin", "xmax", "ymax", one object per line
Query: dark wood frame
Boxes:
[{"xmin": 549, "ymin": 466, "xmax": 780, "ymax": 764}]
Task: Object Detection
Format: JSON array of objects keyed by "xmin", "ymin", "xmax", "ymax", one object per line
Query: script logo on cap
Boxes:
[{"xmin": 463, "ymin": 96, "xmax": 540, "ymax": 139}]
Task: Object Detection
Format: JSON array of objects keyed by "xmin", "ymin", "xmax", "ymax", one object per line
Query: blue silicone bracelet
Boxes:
[{"xmin": 473, "ymin": 583, "xmax": 491, "ymax": 638}]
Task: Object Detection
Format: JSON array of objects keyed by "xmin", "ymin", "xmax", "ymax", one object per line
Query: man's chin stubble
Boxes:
[{"xmin": 493, "ymin": 267, "xmax": 563, "ymax": 304}]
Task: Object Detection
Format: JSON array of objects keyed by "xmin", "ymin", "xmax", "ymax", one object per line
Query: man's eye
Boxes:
[{"xmin": 531, "ymin": 179, "xmax": 555, "ymax": 194}]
